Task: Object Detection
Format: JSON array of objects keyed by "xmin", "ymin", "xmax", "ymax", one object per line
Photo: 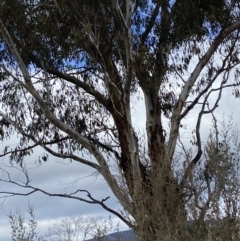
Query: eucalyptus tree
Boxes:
[{"xmin": 1, "ymin": 0, "xmax": 240, "ymax": 240}]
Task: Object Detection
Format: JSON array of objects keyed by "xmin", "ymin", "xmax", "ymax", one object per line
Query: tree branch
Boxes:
[
  {"xmin": 180, "ymin": 32, "xmax": 240, "ymax": 120},
  {"xmin": 37, "ymin": 65, "xmax": 112, "ymax": 111},
  {"xmin": 141, "ymin": 2, "xmax": 160, "ymax": 44},
  {"xmin": 0, "ymin": 176, "xmax": 134, "ymax": 228},
  {"xmin": 0, "ymin": 19, "xmax": 31, "ymax": 85},
  {"xmin": 180, "ymin": 81, "xmax": 235, "ymax": 189},
  {"xmin": 0, "ymin": 136, "xmax": 68, "ymax": 157},
  {"xmin": 167, "ymin": 19, "xmax": 240, "ymax": 162}
]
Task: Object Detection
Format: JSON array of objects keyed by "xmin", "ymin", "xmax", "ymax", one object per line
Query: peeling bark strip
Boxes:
[{"xmin": 1, "ymin": 1, "xmax": 240, "ymax": 239}]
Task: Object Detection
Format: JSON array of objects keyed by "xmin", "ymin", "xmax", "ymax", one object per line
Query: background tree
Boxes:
[
  {"xmin": 9, "ymin": 204, "xmax": 38, "ymax": 241},
  {"xmin": 42, "ymin": 215, "xmax": 128, "ymax": 241},
  {"xmin": 1, "ymin": 0, "xmax": 240, "ymax": 240},
  {"xmin": 9, "ymin": 206, "xmax": 126, "ymax": 241}
]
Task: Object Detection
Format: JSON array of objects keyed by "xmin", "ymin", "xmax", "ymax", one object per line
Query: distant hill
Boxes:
[{"xmin": 86, "ymin": 229, "xmax": 134, "ymax": 241}]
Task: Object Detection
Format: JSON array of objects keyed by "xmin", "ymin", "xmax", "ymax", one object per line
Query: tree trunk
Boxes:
[{"xmin": 131, "ymin": 161, "xmax": 188, "ymax": 241}]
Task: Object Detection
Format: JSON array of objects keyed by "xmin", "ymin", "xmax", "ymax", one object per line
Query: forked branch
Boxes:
[{"xmin": 0, "ymin": 176, "xmax": 133, "ymax": 228}]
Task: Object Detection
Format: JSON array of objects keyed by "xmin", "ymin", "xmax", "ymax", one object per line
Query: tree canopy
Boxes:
[{"xmin": 1, "ymin": 0, "xmax": 240, "ymax": 240}]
